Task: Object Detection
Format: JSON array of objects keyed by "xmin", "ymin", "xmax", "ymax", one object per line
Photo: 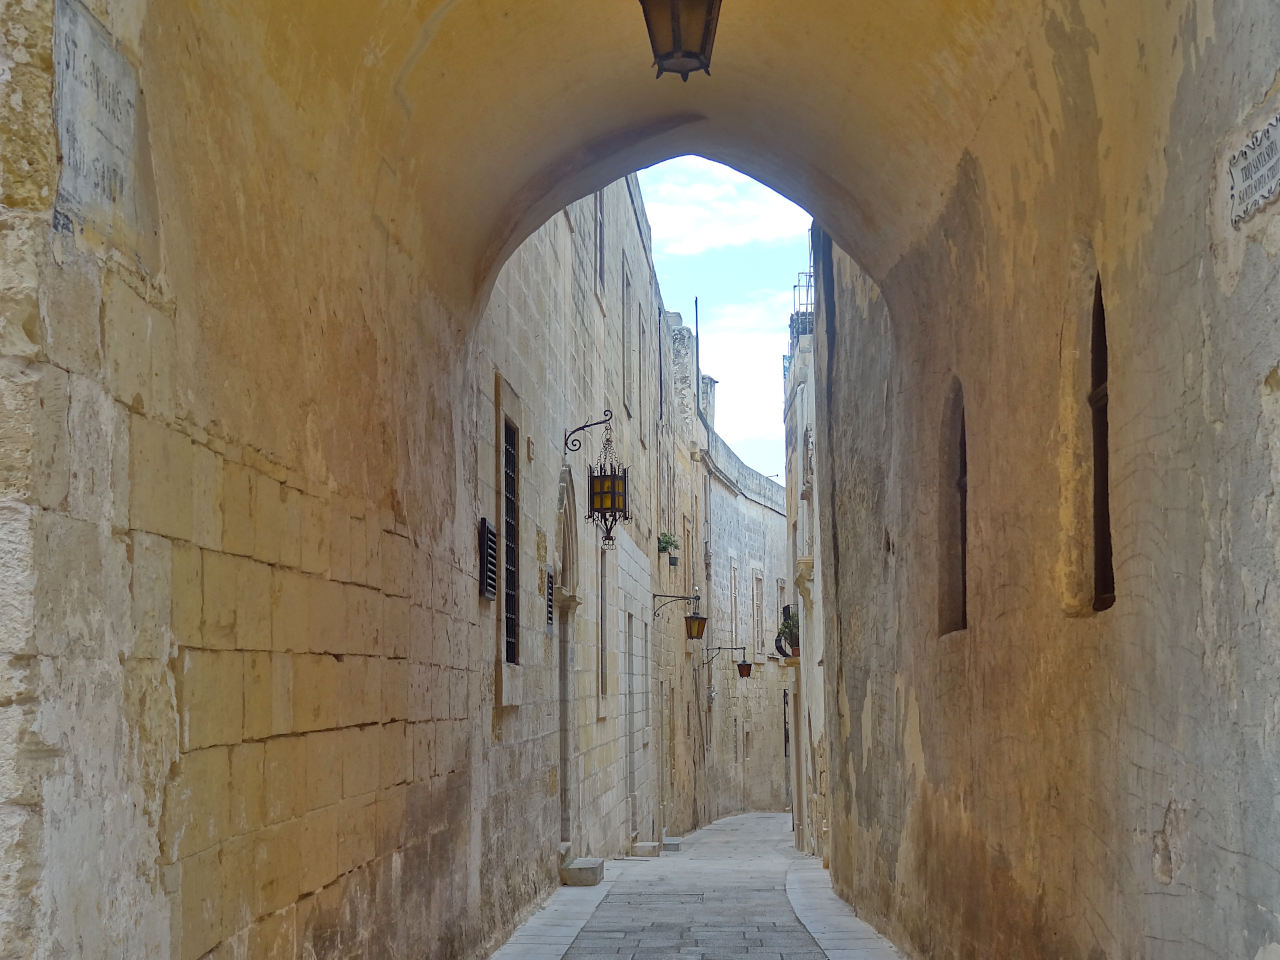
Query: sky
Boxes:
[{"xmin": 636, "ymin": 156, "xmax": 812, "ymax": 481}]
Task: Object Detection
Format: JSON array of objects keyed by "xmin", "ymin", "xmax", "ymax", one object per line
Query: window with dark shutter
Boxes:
[{"xmin": 1090, "ymin": 276, "xmax": 1115, "ymax": 611}]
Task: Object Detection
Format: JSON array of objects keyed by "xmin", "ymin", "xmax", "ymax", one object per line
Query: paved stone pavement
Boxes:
[{"xmin": 488, "ymin": 812, "xmax": 905, "ymax": 960}]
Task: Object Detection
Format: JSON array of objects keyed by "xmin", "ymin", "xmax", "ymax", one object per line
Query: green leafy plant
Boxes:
[{"xmin": 657, "ymin": 532, "xmax": 680, "ymax": 554}]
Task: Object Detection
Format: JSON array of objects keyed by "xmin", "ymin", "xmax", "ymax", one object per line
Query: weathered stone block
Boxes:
[
  {"xmin": 375, "ymin": 784, "xmax": 407, "ymax": 856},
  {"xmin": 176, "ymin": 843, "xmax": 227, "ymax": 960},
  {"xmin": 0, "ymin": 359, "xmax": 69, "ymax": 509},
  {"xmin": 103, "ymin": 275, "xmax": 174, "ymax": 417},
  {"xmin": 280, "ymin": 485, "xmax": 302, "ymax": 570},
  {"xmin": 178, "ymin": 648, "xmax": 243, "ymax": 750},
  {"xmin": 559, "ymin": 857, "xmax": 604, "ymax": 886},
  {"xmin": 229, "ymin": 742, "xmax": 267, "ymax": 835},
  {"xmin": 161, "ymin": 746, "xmax": 230, "ymax": 862},
  {"xmin": 191, "ymin": 443, "xmax": 223, "ymax": 551},
  {"xmin": 346, "ymin": 584, "xmax": 379, "ymax": 656},
  {"xmin": 171, "ymin": 541, "xmax": 202, "ymax": 648},
  {"xmin": 327, "ymin": 503, "xmax": 350, "ymax": 582},
  {"xmin": 382, "ymin": 657, "xmax": 408, "ymax": 722},
  {"xmin": 33, "ymin": 510, "xmax": 129, "ymax": 658},
  {"xmin": 378, "ymin": 721, "xmax": 410, "ymax": 789},
  {"xmin": 270, "ymin": 568, "xmax": 312, "ymax": 653},
  {"xmin": 201, "ymin": 552, "xmax": 271, "ymax": 651},
  {"xmin": 340, "ymin": 655, "xmax": 382, "ymax": 728},
  {"xmin": 67, "ymin": 373, "xmax": 127, "ymax": 526},
  {"xmin": 244, "ymin": 652, "xmax": 292, "ymax": 742},
  {"xmin": 309, "ymin": 578, "xmax": 343, "ymax": 655},
  {"xmin": 341, "ymin": 725, "xmax": 379, "ymax": 799},
  {"xmin": 252, "ymin": 473, "xmax": 284, "ymax": 566},
  {"xmin": 247, "ymin": 902, "xmax": 295, "ymax": 959},
  {"xmin": 254, "ymin": 822, "xmax": 301, "ymax": 918},
  {"xmin": 222, "ymin": 462, "xmax": 255, "ymax": 557},
  {"xmin": 236, "ymin": 557, "xmax": 271, "ymax": 652},
  {"xmin": 131, "ymin": 531, "xmax": 173, "ymax": 660},
  {"xmin": 336, "ymin": 796, "xmax": 376, "ymax": 874},
  {"xmin": 0, "ymin": 703, "xmax": 37, "ymax": 805},
  {"xmin": 380, "ymin": 529, "xmax": 412, "ymax": 598},
  {"xmin": 201, "ymin": 552, "xmax": 238, "ymax": 651},
  {"xmin": 382, "ymin": 595, "xmax": 410, "ymax": 660},
  {"xmin": 0, "ymin": 214, "xmax": 43, "ymax": 357},
  {"xmin": 38, "ymin": 240, "xmax": 102, "ymax": 375},
  {"xmin": 296, "ymin": 805, "xmax": 338, "ymax": 894},
  {"xmin": 263, "ymin": 737, "xmax": 305, "ymax": 825},
  {"xmin": 0, "ymin": 501, "xmax": 34, "ymax": 655},
  {"xmin": 292, "ymin": 655, "xmax": 339, "ymax": 732},
  {"xmin": 130, "ymin": 415, "xmax": 193, "ymax": 540},
  {"xmin": 298, "ymin": 493, "xmax": 328, "ymax": 575},
  {"xmin": 304, "ymin": 729, "xmax": 344, "ymax": 810}
]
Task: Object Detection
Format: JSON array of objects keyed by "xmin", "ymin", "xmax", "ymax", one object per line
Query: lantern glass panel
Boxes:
[
  {"xmin": 639, "ymin": 0, "xmax": 675, "ymax": 56},
  {"xmin": 678, "ymin": 0, "xmax": 711, "ymax": 53},
  {"xmin": 684, "ymin": 614, "xmax": 707, "ymax": 640}
]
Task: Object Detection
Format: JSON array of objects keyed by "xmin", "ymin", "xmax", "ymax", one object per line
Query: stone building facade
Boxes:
[
  {"xmin": 0, "ymin": 30, "xmax": 790, "ymax": 948},
  {"xmin": 783, "ymin": 278, "xmax": 830, "ymax": 863},
  {"xmin": 8, "ymin": 2, "xmax": 1280, "ymax": 960}
]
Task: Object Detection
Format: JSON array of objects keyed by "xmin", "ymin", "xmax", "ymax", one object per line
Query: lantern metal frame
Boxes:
[
  {"xmin": 582, "ymin": 418, "xmax": 631, "ymax": 549},
  {"xmin": 638, "ymin": 0, "xmax": 723, "ymax": 81}
]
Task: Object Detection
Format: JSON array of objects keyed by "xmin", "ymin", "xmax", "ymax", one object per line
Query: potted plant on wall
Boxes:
[
  {"xmin": 775, "ymin": 605, "xmax": 799, "ymax": 658},
  {"xmin": 657, "ymin": 532, "xmax": 680, "ymax": 566}
]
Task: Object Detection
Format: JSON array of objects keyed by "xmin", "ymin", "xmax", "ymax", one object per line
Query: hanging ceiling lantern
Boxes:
[
  {"xmin": 587, "ymin": 421, "xmax": 631, "ymax": 548},
  {"xmin": 638, "ymin": 0, "xmax": 722, "ymax": 81},
  {"xmin": 737, "ymin": 659, "xmax": 752, "ymax": 679}
]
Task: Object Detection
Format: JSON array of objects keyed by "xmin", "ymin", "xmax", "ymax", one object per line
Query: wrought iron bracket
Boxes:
[
  {"xmin": 702, "ymin": 645, "xmax": 748, "ymax": 667},
  {"xmin": 564, "ymin": 409, "xmax": 613, "ymax": 455},
  {"xmin": 652, "ymin": 591, "xmax": 700, "ymax": 617}
]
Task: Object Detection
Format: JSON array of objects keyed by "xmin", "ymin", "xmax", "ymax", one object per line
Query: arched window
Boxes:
[
  {"xmin": 1090, "ymin": 276, "xmax": 1115, "ymax": 611},
  {"xmin": 939, "ymin": 378, "xmax": 967, "ymax": 634}
]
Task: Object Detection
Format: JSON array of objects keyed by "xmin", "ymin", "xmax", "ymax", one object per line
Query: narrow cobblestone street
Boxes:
[{"xmin": 490, "ymin": 814, "xmax": 903, "ymax": 960}]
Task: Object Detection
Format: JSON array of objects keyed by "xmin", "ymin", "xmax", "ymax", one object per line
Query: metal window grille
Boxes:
[
  {"xmin": 478, "ymin": 518, "xmax": 497, "ymax": 600},
  {"xmin": 546, "ymin": 570, "xmax": 555, "ymax": 627},
  {"xmin": 504, "ymin": 421, "xmax": 520, "ymax": 664}
]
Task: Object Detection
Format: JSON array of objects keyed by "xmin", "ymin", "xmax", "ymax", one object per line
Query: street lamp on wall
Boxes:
[
  {"xmin": 587, "ymin": 423, "xmax": 630, "ymax": 548},
  {"xmin": 653, "ymin": 591, "xmax": 707, "ymax": 642},
  {"xmin": 638, "ymin": 0, "xmax": 722, "ymax": 81},
  {"xmin": 566, "ymin": 410, "xmax": 632, "ymax": 549}
]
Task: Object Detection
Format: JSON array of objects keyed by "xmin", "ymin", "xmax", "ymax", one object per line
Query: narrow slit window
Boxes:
[
  {"xmin": 504, "ymin": 420, "xmax": 520, "ymax": 663},
  {"xmin": 1090, "ymin": 276, "xmax": 1116, "ymax": 611},
  {"xmin": 939, "ymin": 380, "xmax": 968, "ymax": 634}
]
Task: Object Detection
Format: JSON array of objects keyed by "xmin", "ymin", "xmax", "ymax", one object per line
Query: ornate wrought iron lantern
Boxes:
[
  {"xmin": 587, "ymin": 420, "xmax": 631, "ymax": 548},
  {"xmin": 638, "ymin": 0, "xmax": 722, "ymax": 81}
]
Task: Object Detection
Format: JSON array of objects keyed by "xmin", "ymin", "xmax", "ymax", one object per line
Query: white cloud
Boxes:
[
  {"xmin": 696, "ymin": 294, "xmax": 793, "ymax": 477},
  {"xmin": 637, "ymin": 157, "xmax": 812, "ymax": 256}
]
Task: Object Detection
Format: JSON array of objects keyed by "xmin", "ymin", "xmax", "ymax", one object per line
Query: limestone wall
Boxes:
[
  {"xmin": 814, "ymin": 3, "xmax": 1280, "ymax": 956},
  {"xmin": 0, "ymin": 0, "xmax": 793, "ymax": 943},
  {"xmin": 784, "ymin": 325, "xmax": 829, "ymax": 861}
]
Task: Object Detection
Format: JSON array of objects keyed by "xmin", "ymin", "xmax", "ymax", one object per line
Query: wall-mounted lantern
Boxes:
[
  {"xmin": 703, "ymin": 645, "xmax": 751, "ymax": 678},
  {"xmin": 638, "ymin": 0, "xmax": 722, "ymax": 81},
  {"xmin": 566, "ymin": 410, "xmax": 632, "ymax": 549},
  {"xmin": 654, "ymin": 591, "xmax": 707, "ymax": 642}
]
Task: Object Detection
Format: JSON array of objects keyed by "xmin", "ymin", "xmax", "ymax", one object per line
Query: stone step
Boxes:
[
  {"xmin": 632, "ymin": 841, "xmax": 661, "ymax": 857},
  {"xmin": 559, "ymin": 857, "xmax": 604, "ymax": 886},
  {"xmin": 662, "ymin": 836, "xmax": 682, "ymax": 852}
]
